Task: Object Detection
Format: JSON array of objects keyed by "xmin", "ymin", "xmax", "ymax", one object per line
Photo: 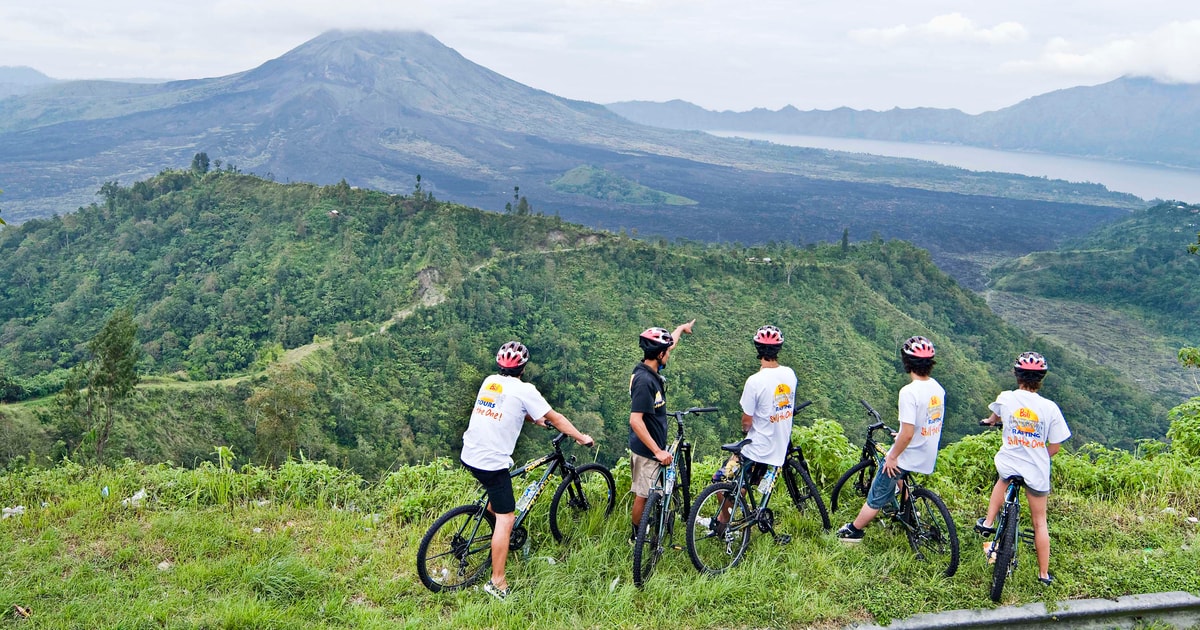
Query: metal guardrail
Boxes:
[{"xmin": 848, "ymin": 591, "xmax": 1200, "ymax": 630}]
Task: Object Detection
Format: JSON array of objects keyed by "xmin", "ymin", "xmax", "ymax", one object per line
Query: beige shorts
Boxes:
[{"xmin": 630, "ymin": 453, "xmax": 660, "ymax": 498}]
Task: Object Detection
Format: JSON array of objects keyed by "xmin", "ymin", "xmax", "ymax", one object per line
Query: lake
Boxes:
[{"xmin": 708, "ymin": 131, "xmax": 1200, "ymax": 204}]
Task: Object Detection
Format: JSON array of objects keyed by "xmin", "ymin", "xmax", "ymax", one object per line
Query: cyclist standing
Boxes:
[
  {"xmin": 975, "ymin": 351, "xmax": 1071, "ymax": 585},
  {"xmin": 460, "ymin": 341, "xmax": 594, "ymax": 601},
  {"xmin": 837, "ymin": 336, "xmax": 946, "ymax": 542},
  {"xmin": 628, "ymin": 320, "xmax": 695, "ymax": 544}
]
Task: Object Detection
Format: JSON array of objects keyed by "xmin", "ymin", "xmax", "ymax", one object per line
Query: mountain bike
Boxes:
[
  {"xmin": 416, "ymin": 430, "xmax": 615, "ymax": 592},
  {"xmin": 981, "ymin": 469, "xmax": 1037, "ymax": 601},
  {"xmin": 833, "ymin": 400, "xmax": 959, "ymax": 577},
  {"xmin": 780, "ymin": 400, "xmax": 831, "ymax": 530},
  {"xmin": 632, "ymin": 406, "xmax": 717, "ymax": 588}
]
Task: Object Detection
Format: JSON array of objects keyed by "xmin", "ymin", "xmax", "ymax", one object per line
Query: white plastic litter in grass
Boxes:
[
  {"xmin": 157, "ymin": 561, "xmax": 172, "ymax": 571},
  {"xmin": 121, "ymin": 489, "xmax": 147, "ymax": 507},
  {"xmin": 609, "ymin": 577, "xmax": 619, "ymax": 593},
  {"xmin": 1, "ymin": 506, "xmax": 25, "ymax": 519}
]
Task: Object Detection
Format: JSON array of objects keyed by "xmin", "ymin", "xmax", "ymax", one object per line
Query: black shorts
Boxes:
[{"xmin": 463, "ymin": 461, "xmax": 515, "ymax": 514}]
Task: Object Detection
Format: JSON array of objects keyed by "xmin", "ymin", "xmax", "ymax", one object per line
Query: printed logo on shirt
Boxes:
[
  {"xmin": 1013, "ymin": 408, "xmax": 1042, "ymax": 437},
  {"xmin": 921, "ymin": 395, "xmax": 945, "ymax": 437},
  {"xmin": 770, "ymin": 383, "xmax": 795, "ymax": 423},
  {"xmin": 653, "ymin": 390, "xmax": 665, "ymax": 409},
  {"xmin": 474, "ymin": 383, "xmax": 507, "ymax": 421}
]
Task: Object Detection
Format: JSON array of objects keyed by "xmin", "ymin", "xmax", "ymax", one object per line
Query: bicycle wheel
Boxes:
[
  {"xmin": 416, "ymin": 504, "xmax": 495, "ymax": 592},
  {"xmin": 686, "ymin": 482, "xmax": 752, "ymax": 575},
  {"xmin": 905, "ymin": 487, "xmax": 960, "ymax": 577},
  {"xmin": 989, "ymin": 505, "xmax": 1019, "ymax": 602},
  {"xmin": 830, "ymin": 459, "xmax": 875, "ymax": 513},
  {"xmin": 549, "ymin": 463, "xmax": 616, "ymax": 543},
  {"xmin": 782, "ymin": 458, "xmax": 831, "ymax": 530},
  {"xmin": 633, "ymin": 490, "xmax": 664, "ymax": 588}
]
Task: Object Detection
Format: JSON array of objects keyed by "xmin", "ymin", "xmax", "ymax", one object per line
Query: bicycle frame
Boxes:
[{"xmin": 472, "ymin": 432, "xmax": 573, "ymax": 543}]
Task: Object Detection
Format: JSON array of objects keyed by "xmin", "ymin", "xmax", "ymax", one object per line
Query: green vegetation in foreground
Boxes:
[
  {"xmin": 550, "ymin": 165, "xmax": 698, "ymax": 205},
  {"xmin": 2, "ymin": 407, "xmax": 1200, "ymax": 629}
]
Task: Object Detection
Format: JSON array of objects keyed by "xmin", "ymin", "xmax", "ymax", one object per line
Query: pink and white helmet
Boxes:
[
  {"xmin": 639, "ymin": 327, "xmax": 674, "ymax": 352},
  {"xmin": 1014, "ymin": 351, "xmax": 1047, "ymax": 372},
  {"xmin": 496, "ymin": 341, "xmax": 530, "ymax": 369},
  {"xmin": 753, "ymin": 325, "xmax": 784, "ymax": 345},
  {"xmin": 902, "ymin": 336, "xmax": 936, "ymax": 359}
]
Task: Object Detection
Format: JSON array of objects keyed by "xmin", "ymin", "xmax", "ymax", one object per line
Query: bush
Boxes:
[
  {"xmin": 792, "ymin": 418, "xmax": 857, "ymax": 487},
  {"xmin": 1166, "ymin": 397, "xmax": 1200, "ymax": 461}
]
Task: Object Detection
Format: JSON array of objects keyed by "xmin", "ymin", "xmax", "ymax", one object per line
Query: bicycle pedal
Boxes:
[{"xmin": 670, "ymin": 544, "xmax": 684, "ymax": 551}]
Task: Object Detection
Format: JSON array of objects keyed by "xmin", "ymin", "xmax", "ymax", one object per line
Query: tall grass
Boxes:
[{"xmin": 2, "ymin": 409, "xmax": 1199, "ymax": 629}]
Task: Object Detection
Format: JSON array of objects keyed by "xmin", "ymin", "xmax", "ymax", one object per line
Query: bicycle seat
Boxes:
[
  {"xmin": 1004, "ymin": 476, "xmax": 1026, "ymax": 486},
  {"xmin": 721, "ymin": 438, "xmax": 752, "ymax": 455}
]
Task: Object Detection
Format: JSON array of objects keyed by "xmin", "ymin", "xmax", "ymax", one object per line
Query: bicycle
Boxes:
[
  {"xmin": 416, "ymin": 430, "xmax": 616, "ymax": 592},
  {"xmin": 684, "ymin": 401, "xmax": 829, "ymax": 575},
  {"xmin": 831, "ymin": 400, "xmax": 960, "ymax": 577},
  {"xmin": 779, "ymin": 401, "xmax": 832, "ymax": 531},
  {"xmin": 975, "ymin": 419, "xmax": 1039, "ymax": 602},
  {"xmin": 632, "ymin": 406, "xmax": 717, "ymax": 588}
]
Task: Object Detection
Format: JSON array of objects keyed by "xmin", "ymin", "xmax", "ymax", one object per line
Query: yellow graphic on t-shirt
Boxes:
[
  {"xmin": 653, "ymin": 391, "xmax": 665, "ymax": 409},
  {"xmin": 921, "ymin": 395, "xmax": 945, "ymax": 437},
  {"xmin": 1004, "ymin": 407, "xmax": 1046, "ymax": 448},
  {"xmin": 770, "ymin": 383, "xmax": 794, "ymax": 423},
  {"xmin": 475, "ymin": 382, "xmax": 506, "ymax": 421}
]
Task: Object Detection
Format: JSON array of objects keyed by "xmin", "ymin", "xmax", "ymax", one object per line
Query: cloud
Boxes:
[
  {"xmin": 1005, "ymin": 20, "xmax": 1200, "ymax": 83},
  {"xmin": 851, "ymin": 12, "xmax": 1028, "ymax": 46}
]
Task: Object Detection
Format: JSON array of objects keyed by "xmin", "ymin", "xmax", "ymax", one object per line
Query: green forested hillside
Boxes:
[
  {"xmin": 990, "ymin": 201, "xmax": 1200, "ymax": 341},
  {"xmin": 0, "ymin": 170, "xmax": 1169, "ymax": 472}
]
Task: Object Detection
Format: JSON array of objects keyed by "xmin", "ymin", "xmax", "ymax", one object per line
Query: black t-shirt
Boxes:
[{"xmin": 628, "ymin": 362, "xmax": 668, "ymax": 458}]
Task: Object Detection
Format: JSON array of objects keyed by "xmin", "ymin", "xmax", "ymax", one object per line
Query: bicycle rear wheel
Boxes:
[
  {"xmin": 549, "ymin": 463, "xmax": 616, "ymax": 543},
  {"xmin": 686, "ymin": 482, "xmax": 752, "ymax": 575},
  {"xmin": 989, "ymin": 505, "xmax": 1019, "ymax": 602},
  {"xmin": 416, "ymin": 504, "xmax": 495, "ymax": 592},
  {"xmin": 782, "ymin": 458, "xmax": 831, "ymax": 530},
  {"xmin": 831, "ymin": 459, "xmax": 875, "ymax": 513},
  {"xmin": 633, "ymin": 490, "xmax": 664, "ymax": 588},
  {"xmin": 905, "ymin": 487, "xmax": 960, "ymax": 577}
]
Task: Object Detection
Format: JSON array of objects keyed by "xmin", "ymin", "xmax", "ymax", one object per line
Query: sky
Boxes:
[{"xmin": 2, "ymin": 1, "xmax": 1200, "ymax": 114}]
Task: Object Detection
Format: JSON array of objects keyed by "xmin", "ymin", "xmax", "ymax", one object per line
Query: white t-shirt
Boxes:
[
  {"xmin": 739, "ymin": 365, "xmax": 797, "ymax": 467},
  {"xmin": 460, "ymin": 374, "xmax": 553, "ymax": 471},
  {"xmin": 990, "ymin": 389, "xmax": 1071, "ymax": 493},
  {"xmin": 893, "ymin": 377, "xmax": 946, "ymax": 475}
]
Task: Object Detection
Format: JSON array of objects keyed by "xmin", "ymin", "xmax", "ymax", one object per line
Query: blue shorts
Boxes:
[{"xmin": 866, "ymin": 464, "xmax": 908, "ymax": 510}]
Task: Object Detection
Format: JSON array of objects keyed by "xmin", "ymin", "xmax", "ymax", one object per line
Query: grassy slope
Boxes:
[{"xmin": 2, "ymin": 427, "xmax": 1199, "ymax": 630}]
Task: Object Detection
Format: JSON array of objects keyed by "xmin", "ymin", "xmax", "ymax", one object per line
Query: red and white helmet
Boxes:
[
  {"xmin": 639, "ymin": 327, "xmax": 674, "ymax": 353},
  {"xmin": 1014, "ymin": 351, "xmax": 1047, "ymax": 372},
  {"xmin": 496, "ymin": 341, "xmax": 530, "ymax": 369},
  {"xmin": 902, "ymin": 336, "xmax": 936, "ymax": 359},
  {"xmin": 753, "ymin": 325, "xmax": 784, "ymax": 345}
]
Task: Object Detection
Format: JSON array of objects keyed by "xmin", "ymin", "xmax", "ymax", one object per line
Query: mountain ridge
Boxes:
[{"xmin": 607, "ymin": 76, "xmax": 1200, "ymax": 169}]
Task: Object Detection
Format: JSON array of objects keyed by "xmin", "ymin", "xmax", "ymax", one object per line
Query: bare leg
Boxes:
[
  {"xmin": 491, "ymin": 511, "xmax": 515, "ymax": 589},
  {"xmin": 632, "ymin": 495, "xmax": 647, "ymax": 534},
  {"xmin": 982, "ymin": 478, "xmax": 1006, "ymax": 528},
  {"xmin": 852, "ymin": 504, "xmax": 881, "ymax": 530},
  {"xmin": 1027, "ymin": 491, "xmax": 1051, "ymax": 579}
]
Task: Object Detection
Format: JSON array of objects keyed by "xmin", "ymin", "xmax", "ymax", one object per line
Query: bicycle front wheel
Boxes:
[
  {"xmin": 686, "ymin": 482, "xmax": 752, "ymax": 575},
  {"xmin": 989, "ymin": 505, "xmax": 1019, "ymax": 602},
  {"xmin": 633, "ymin": 490, "xmax": 664, "ymax": 588},
  {"xmin": 906, "ymin": 487, "xmax": 959, "ymax": 577},
  {"xmin": 831, "ymin": 459, "xmax": 875, "ymax": 514},
  {"xmin": 549, "ymin": 463, "xmax": 616, "ymax": 543},
  {"xmin": 783, "ymin": 458, "xmax": 831, "ymax": 530},
  {"xmin": 416, "ymin": 504, "xmax": 495, "ymax": 592}
]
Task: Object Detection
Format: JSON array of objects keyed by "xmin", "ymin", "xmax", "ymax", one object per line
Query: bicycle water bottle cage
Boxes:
[{"xmin": 721, "ymin": 438, "xmax": 753, "ymax": 455}]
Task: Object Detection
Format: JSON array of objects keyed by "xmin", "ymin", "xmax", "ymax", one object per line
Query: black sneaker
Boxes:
[
  {"xmin": 836, "ymin": 523, "xmax": 864, "ymax": 543},
  {"xmin": 974, "ymin": 517, "xmax": 997, "ymax": 536},
  {"xmin": 1037, "ymin": 573, "xmax": 1055, "ymax": 586}
]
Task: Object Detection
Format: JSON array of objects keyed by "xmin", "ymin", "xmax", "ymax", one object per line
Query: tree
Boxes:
[
  {"xmin": 841, "ymin": 227, "xmax": 850, "ymax": 254},
  {"xmin": 88, "ymin": 308, "xmax": 141, "ymax": 461},
  {"xmin": 190, "ymin": 152, "xmax": 210, "ymax": 176},
  {"xmin": 248, "ymin": 366, "xmax": 316, "ymax": 465}
]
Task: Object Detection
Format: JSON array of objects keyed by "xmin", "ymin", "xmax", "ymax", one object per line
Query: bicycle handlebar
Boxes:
[{"xmin": 796, "ymin": 400, "xmax": 813, "ymax": 412}]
